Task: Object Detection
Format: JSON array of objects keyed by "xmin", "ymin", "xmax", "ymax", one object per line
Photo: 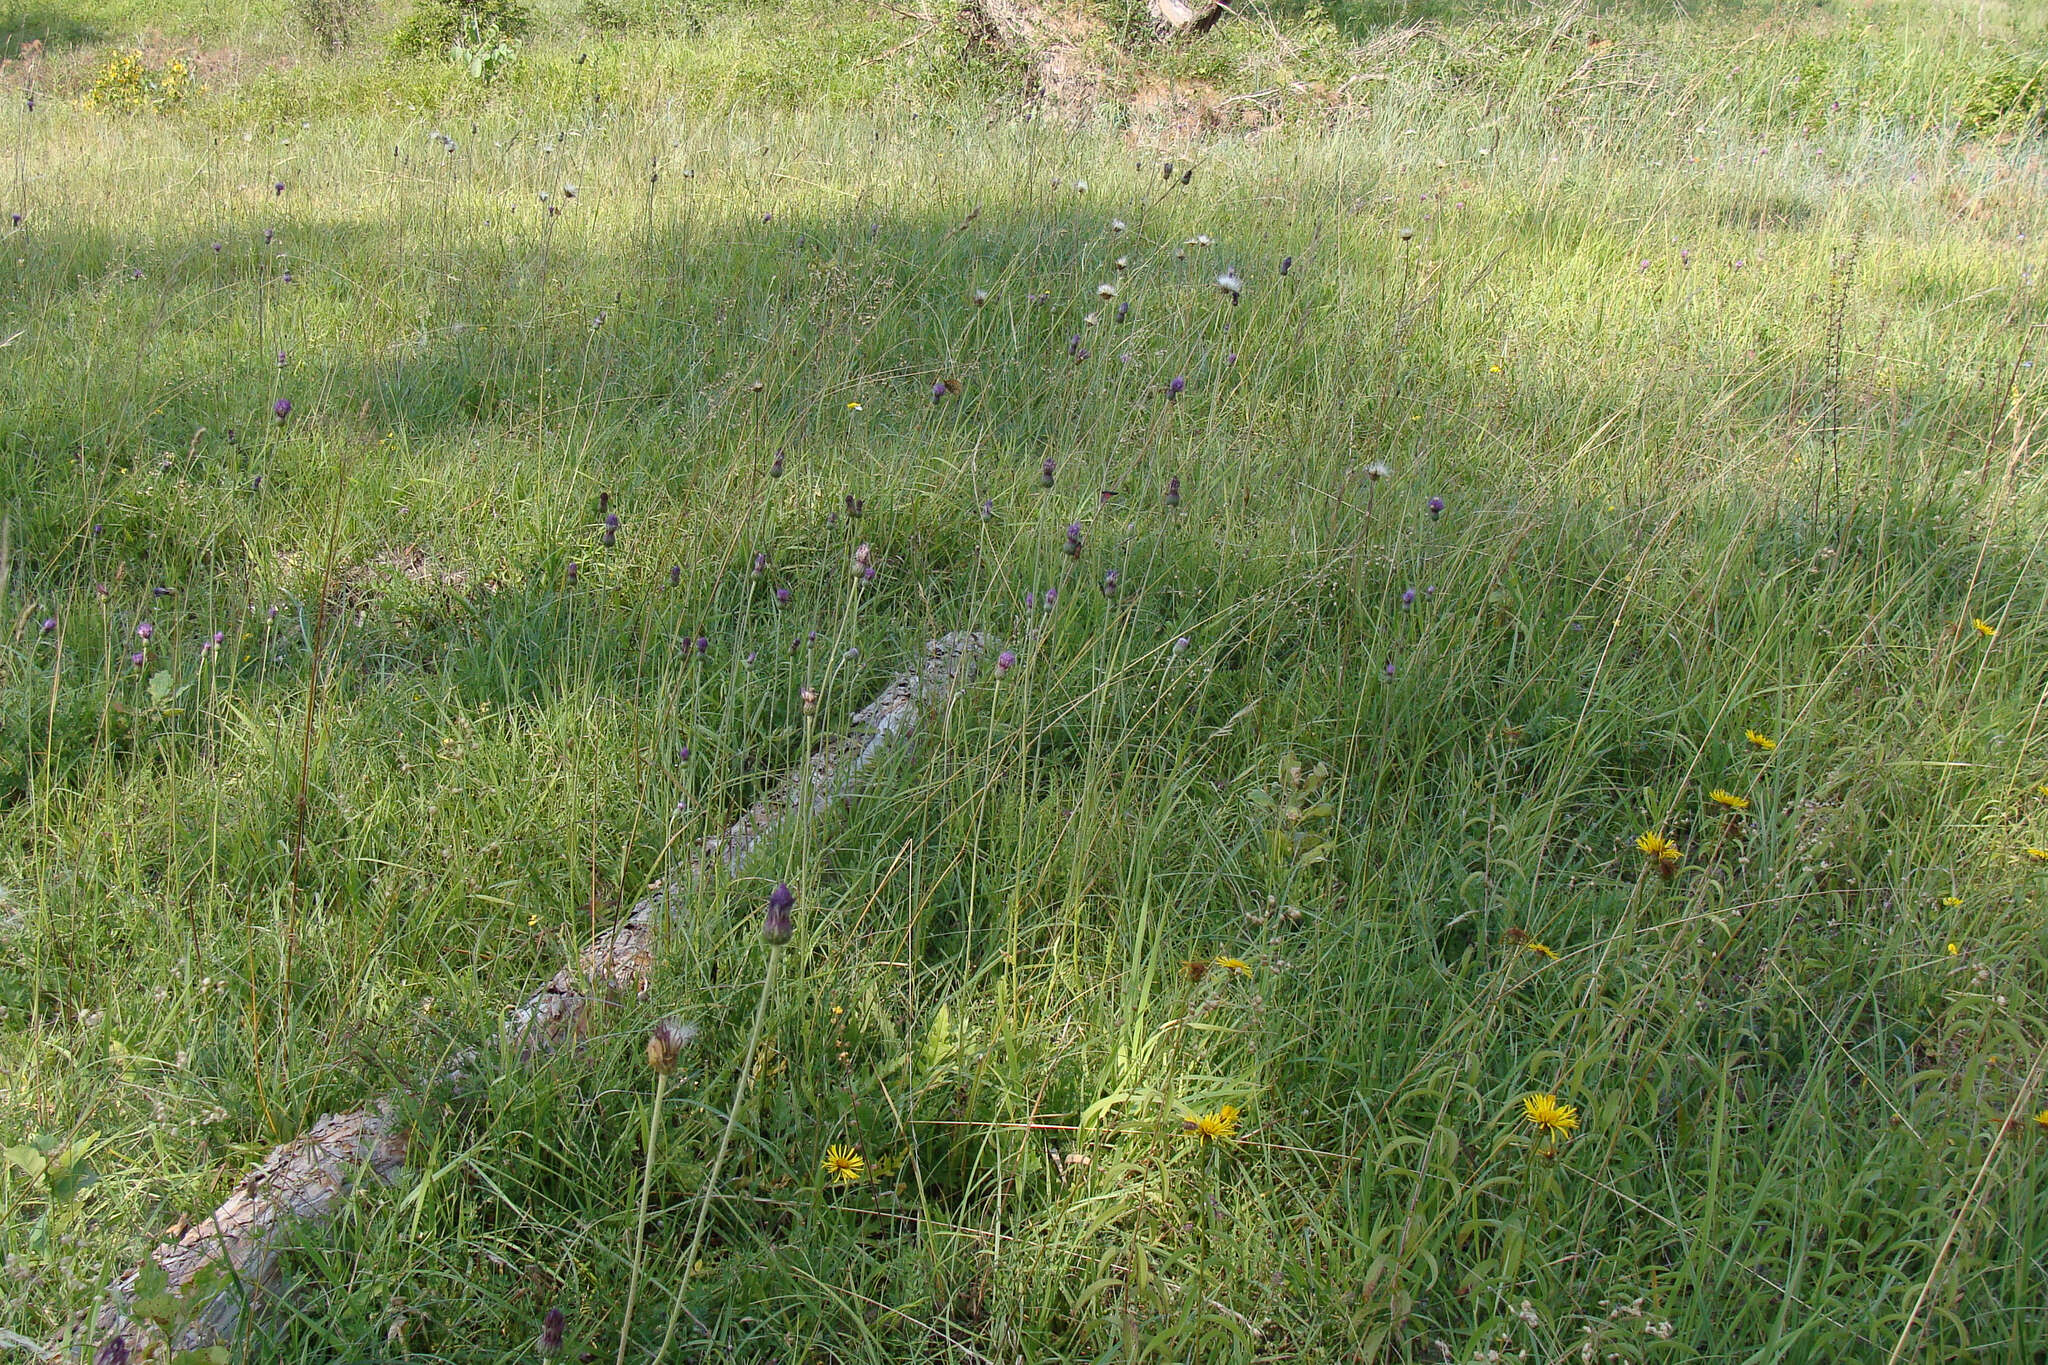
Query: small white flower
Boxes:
[
  {"xmin": 1215, "ymin": 269, "xmax": 1242, "ymax": 301},
  {"xmin": 1114, "ymin": 255, "xmax": 1127, "ymax": 271},
  {"xmin": 1111, "ymin": 218, "xmax": 1126, "ymax": 233},
  {"xmin": 1365, "ymin": 461, "xmax": 1391, "ymax": 482},
  {"xmin": 1074, "ymin": 179, "xmax": 1088, "ymax": 194},
  {"xmin": 1097, "ymin": 282, "xmax": 1118, "ymax": 299}
]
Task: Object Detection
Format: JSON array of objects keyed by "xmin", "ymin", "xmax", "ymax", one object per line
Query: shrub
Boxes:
[
  {"xmin": 292, "ymin": 0, "xmax": 372, "ymax": 52},
  {"xmin": 389, "ymin": 0, "xmax": 535, "ymax": 58},
  {"xmin": 82, "ymin": 50, "xmax": 198, "ymax": 112},
  {"xmin": 1962, "ymin": 54, "xmax": 2048, "ymax": 134}
]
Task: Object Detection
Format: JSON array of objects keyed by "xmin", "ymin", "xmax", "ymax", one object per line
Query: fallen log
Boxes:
[{"xmin": 92, "ymin": 632, "xmax": 990, "ymax": 1361}]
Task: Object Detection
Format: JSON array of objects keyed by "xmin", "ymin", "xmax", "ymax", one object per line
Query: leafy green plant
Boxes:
[
  {"xmin": 389, "ymin": 0, "xmax": 534, "ymax": 59},
  {"xmin": 81, "ymin": 50, "xmax": 198, "ymax": 112},
  {"xmin": 1962, "ymin": 54, "xmax": 2048, "ymax": 133}
]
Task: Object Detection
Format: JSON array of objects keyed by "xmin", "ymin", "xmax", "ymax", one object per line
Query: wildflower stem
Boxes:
[
  {"xmin": 653, "ymin": 943, "xmax": 783, "ymax": 1365},
  {"xmin": 613, "ymin": 1068, "xmax": 670, "ymax": 1365}
]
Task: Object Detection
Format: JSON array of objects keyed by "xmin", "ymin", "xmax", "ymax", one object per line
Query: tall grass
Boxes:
[{"xmin": 4, "ymin": 2, "xmax": 2048, "ymax": 1359}]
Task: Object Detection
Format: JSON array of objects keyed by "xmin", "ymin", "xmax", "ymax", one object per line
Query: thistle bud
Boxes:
[
  {"xmin": 770, "ymin": 450, "xmax": 785, "ymax": 478},
  {"xmin": 763, "ymin": 882, "xmax": 795, "ymax": 945},
  {"xmin": 645, "ymin": 1018, "xmax": 689, "ymax": 1074},
  {"xmin": 1164, "ymin": 476, "xmax": 1181, "ymax": 509},
  {"xmin": 538, "ymin": 1307, "xmax": 566, "ymax": 1359},
  {"xmin": 1041, "ymin": 457, "xmax": 1057, "ymax": 488},
  {"xmin": 801, "ymin": 685, "xmax": 818, "ymax": 714}
]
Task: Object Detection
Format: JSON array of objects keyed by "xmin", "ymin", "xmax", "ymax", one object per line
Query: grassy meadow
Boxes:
[{"xmin": 5, "ymin": 0, "xmax": 2048, "ymax": 1360}]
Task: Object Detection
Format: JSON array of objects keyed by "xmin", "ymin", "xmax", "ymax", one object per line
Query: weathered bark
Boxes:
[{"xmin": 93, "ymin": 632, "xmax": 990, "ymax": 1360}]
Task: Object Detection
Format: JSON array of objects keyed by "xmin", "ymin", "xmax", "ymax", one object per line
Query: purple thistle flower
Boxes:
[
  {"xmin": 273, "ymin": 398, "xmax": 292, "ymax": 423},
  {"xmin": 1116, "ymin": 300, "xmax": 1128, "ymax": 322},
  {"xmin": 129, "ymin": 651, "xmax": 146, "ymax": 667},
  {"xmin": 1225, "ymin": 352, "xmax": 1237, "ymax": 366},
  {"xmin": 40, "ymin": 617, "xmax": 56, "ymax": 632},
  {"xmin": 1401, "ymin": 587, "xmax": 1417, "ymax": 606},
  {"xmin": 997, "ymin": 649, "xmax": 1016, "ymax": 671},
  {"xmin": 1043, "ymin": 587, "xmax": 1058, "ymax": 608},
  {"xmin": 267, "ymin": 604, "xmax": 280, "ymax": 621},
  {"xmin": 763, "ymin": 882, "xmax": 795, "ymax": 945},
  {"xmin": 678, "ymin": 745, "xmax": 690, "ymax": 762},
  {"xmin": 752, "ymin": 552, "xmax": 768, "ymax": 576},
  {"xmin": 212, "ymin": 241, "xmax": 222, "ymax": 252},
  {"xmin": 1383, "ymin": 658, "xmax": 1396, "ymax": 680},
  {"xmin": 136, "ymin": 621, "xmax": 154, "ymax": 641},
  {"xmin": 1064, "ymin": 523, "xmax": 1083, "ymax": 558},
  {"xmin": 696, "ymin": 635, "xmax": 709, "ymax": 655},
  {"xmin": 274, "ymin": 181, "xmax": 285, "ymax": 196},
  {"xmin": 845, "ymin": 494, "xmax": 864, "ymax": 519},
  {"xmin": 276, "ymin": 350, "xmax": 287, "ymax": 368},
  {"xmin": 264, "ymin": 227, "xmax": 274, "ymax": 244},
  {"xmin": 538, "ymin": 1307, "xmax": 565, "ymax": 1359},
  {"xmin": 775, "ymin": 587, "xmax": 791, "ymax": 604},
  {"xmin": 980, "ymin": 498, "xmax": 994, "ymax": 520},
  {"xmin": 1174, "ymin": 635, "xmax": 1191, "ymax": 653},
  {"xmin": 1068, "ymin": 334, "xmax": 1081, "ymax": 357},
  {"xmin": 1041, "ymin": 458, "xmax": 1057, "ymax": 488},
  {"xmin": 1074, "ymin": 347, "xmax": 1088, "ymax": 363},
  {"xmin": 1280, "ymin": 255, "xmax": 1293, "ymax": 276},
  {"xmin": 1427, "ymin": 496, "xmax": 1445, "ymax": 519},
  {"xmin": 1168, "ymin": 376, "xmax": 1186, "ymax": 401},
  {"xmin": 770, "ymin": 450, "xmax": 785, "ymax": 478},
  {"xmin": 153, "ymin": 585, "xmax": 173, "ymax": 597},
  {"xmin": 932, "ymin": 379, "xmax": 948, "ymax": 403},
  {"xmin": 599, "ymin": 490, "xmax": 610, "ymax": 515},
  {"xmin": 668, "ymin": 565, "xmax": 681, "ymax": 587},
  {"xmin": 565, "ymin": 562, "xmax": 579, "ymax": 585},
  {"xmin": 252, "ymin": 475, "xmax": 263, "ymax": 492},
  {"xmin": 1101, "ymin": 569, "xmax": 1119, "ymax": 598}
]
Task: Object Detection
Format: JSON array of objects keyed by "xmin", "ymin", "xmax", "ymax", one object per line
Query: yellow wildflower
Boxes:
[
  {"xmin": 1183, "ymin": 1104, "xmax": 1241, "ymax": 1142},
  {"xmin": 1525, "ymin": 940, "xmax": 1560, "ymax": 961},
  {"xmin": 823, "ymin": 1145, "xmax": 864, "ymax": 1183},
  {"xmin": 1520, "ymin": 1093, "xmax": 1579, "ymax": 1140},
  {"xmin": 1971, "ymin": 618, "xmax": 1997, "ymax": 638},
  {"xmin": 1946, "ymin": 942, "xmax": 1959, "ymax": 955},
  {"xmin": 2026, "ymin": 848, "xmax": 2048, "ymax": 863},
  {"xmin": 1636, "ymin": 832, "xmax": 1682, "ymax": 876},
  {"xmin": 1212, "ymin": 956, "xmax": 1252, "ymax": 978},
  {"xmin": 1942, "ymin": 896, "xmax": 1962, "ymax": 909},
  {"xmin": 2035, "ymin": 1108, "xmax": 2048, "ymax": 1136},
  {"xmin": 1745, "ymin": 730, "xmax": 1777, "ymax": 751},
  {"xmin": 846, "ymin": 401, "xmax": 863, "ymax": 411},
  {"xmin": 1709, "ymin": 789, "xmax": 1750, "ymax": 811}
]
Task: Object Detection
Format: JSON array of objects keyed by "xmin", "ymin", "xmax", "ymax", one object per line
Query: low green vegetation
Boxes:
[{"xmin": 4, "ymin": 0, "xmax": 2048, "ymax": 1361}]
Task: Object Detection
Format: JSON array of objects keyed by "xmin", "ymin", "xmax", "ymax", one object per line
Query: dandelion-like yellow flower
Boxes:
[
  {"xmin": 1183, "ymin": 1104, "xmax": 1241, "ymax": 1142},
  {"xmin": 1212, "ymin": 956, "xmax": 1252, "ymax": 978},
  {"xmin": 1709, "ymin": 789, "xmax": 1750, "ymax": 811},
  {"xmin": 1520, "ymin": 1093, "xmax": 1579, "ymax": 1140},
  {"xmin": 1636, "ymin": 832, "xmax": 1681, "ymax": 872},
  {"xmin": 1972, "ymin": 618, "xmax": 1997, "ymax": 638},
  {"xmin": 1525, "ymin": 940, "xmax": 1560, "ymax": 961},
  {"xmin": 1745, "ymin": 730, "xmax": 1777, "ymax": 751},
  {"xmin": 1942, "ymin": 896, "xmax": 1962, "ymax": 908},
  {"xmin": 846, "ymin": 401, "xmax": 863, "ymax": 411},
  {"xmin": 2027, "ymin": 848, "xmax": 2048, "ymax": 863},
  {"xmin": 1946, "ymin": 942, "xmax": 1959, "ymax": 955},
  {"xmin": 2035, "ymin": 1108, "xmax": 2048, "ymax": 1136},
  {"xmin": 822, "ymin": 1145, "xmax": 864, "ymax": 1183}
]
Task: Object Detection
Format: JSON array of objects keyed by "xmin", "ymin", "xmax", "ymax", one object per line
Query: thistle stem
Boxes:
[
  {"xmin": 651, "ymin": 944, "xmax": 783, "ymax": 1364},
  {"xmin": 614, "ymin": 1069, "xmax": 670, "ymax": 1365}
]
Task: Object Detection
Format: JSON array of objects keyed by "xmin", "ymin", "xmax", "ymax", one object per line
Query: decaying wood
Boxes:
[{"xmin": 93, "ymin": 632, "xmax": 989, "ymax": 1361}]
